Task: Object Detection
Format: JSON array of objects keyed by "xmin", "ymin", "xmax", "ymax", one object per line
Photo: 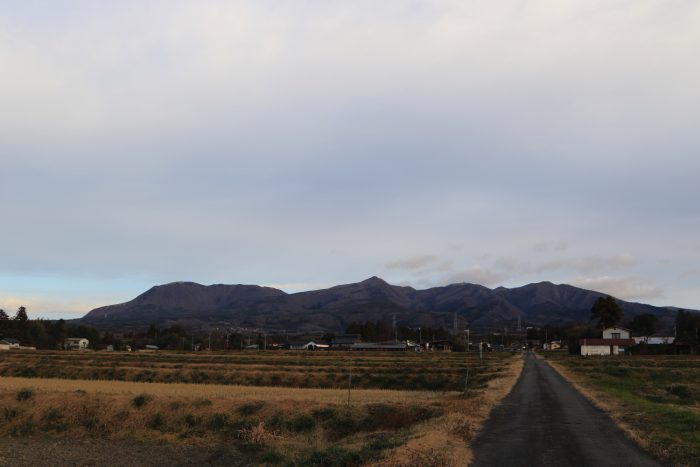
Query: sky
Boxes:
[{"xmin": 1, "ymin": 0, "xmax": 699, "ymax": 319}]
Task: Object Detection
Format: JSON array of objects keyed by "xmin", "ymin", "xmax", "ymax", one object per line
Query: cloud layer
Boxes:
[{"xmin": 1, "ymin": 1, "xmax": 699, "ymax": 314}]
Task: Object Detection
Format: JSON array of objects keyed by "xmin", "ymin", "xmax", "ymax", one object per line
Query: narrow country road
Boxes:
[{"xmin": 470, "ymin": 351, "xmax": 660, "ymax": 467}]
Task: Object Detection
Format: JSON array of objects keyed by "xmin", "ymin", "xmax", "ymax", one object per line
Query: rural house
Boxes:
[
  {"xmin": 64, "ymin": 337, "xmax": 90, "ymax": 350},
  {"xmin": 288, "ymin": 341, "xmax": 329, "ymax": 350},
  {"xmin": 580, "ymin": 327, "xmax": 635, "ymax": 356},
  {"xmin": 0, "ymin": 338, "xmax": 20, "ymax": 349}
]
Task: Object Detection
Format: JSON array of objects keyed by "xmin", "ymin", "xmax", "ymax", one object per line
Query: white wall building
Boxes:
[
  {"xmin": 580, "ymin": 327, "xmax": 635, "ymax": 356},
  {"xmin": 64, "ymin": 337, "xmax": 89, "ymax": 350}
]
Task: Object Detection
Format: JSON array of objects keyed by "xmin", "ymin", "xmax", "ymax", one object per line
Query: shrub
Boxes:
[
  {"xmin": 259, "ymin": 448, "xmax": 285, "ymax": 464},
  {"xmin": 183, "ymin": 413, "xmax": 199, "ymax": 427},
  {"xmin": 238, "ymin": 401, "xmax": 265, "ymax": 416},
  {"xmin": 666, "ymin": 384, "xmax": 693, "ymax": 400},
  {"xmin": 287, "ymin": 414, "xmax": 315, "ymax": 433},
  {"xmin": 16, "ymin": 388, "xmax": 34, "ymax": 401},
  {"xmin": 148, "ymin": 413, "xmax": 166, "ymax": 430},
  {"xmin": 265, "ymin": 412, "xmax": 286, "ymax": 431},
  {"xmin": 237, "ymin": 421, "xmax": 277, "ymax": 445},
  {"xmin": 82, "ymin": 416, "xmax": 100, "ymax": 430},
  {"xmin": 42, "ymin": 408, "xmax": 67, "ymax": 433},
  {"xmin": 131, "ymin": 394, "xmax": 151, "ymax": 408},
  {"xmin": 322, "ymin": 412, "xmax": 360, "ymax": 440},
  {"xmin": 3, "ymin": 408, "xmax": 19, "ymax": 421},
  {"xmin": 312, "ymin": 407, "xmax": 337, "ymax": 420},
  {"xmin": 207, "ymin": 413, "xmax": 228, "ymax": 431}
]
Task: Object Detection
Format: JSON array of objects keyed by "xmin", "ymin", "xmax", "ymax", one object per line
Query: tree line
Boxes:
[{"xmin": 0, "ymin": 307, "xmax": 101, "ymax": 349}]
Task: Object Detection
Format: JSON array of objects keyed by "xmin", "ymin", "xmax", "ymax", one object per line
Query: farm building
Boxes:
[
  {"xmin": 349, "ymin": 341, "xmax": 418, "ymax": 351},
  {"xmin": 0, "ymin": 338, "xmax": 20, "ymax": 349},
  {"xmin": 330, "ymin": 334, "xmax": 361, "ymax": 348},
  {"xmin": 428, "ymin": 340, "xmax": 453, "ymax": 352},
  {"xmin": 64, "ymin": 338, "xmax": 89, "ymax": 350},
  {"xmin": 288, "ymin": 341, "xmax": 329, "ymax": 350},
  {"xmin": 580, "ymin": 327, "xmax": 635, "ymax": 356},
  {"xmin": 633, "ymin": 336, "xmax": 675, "ymax": 345}
]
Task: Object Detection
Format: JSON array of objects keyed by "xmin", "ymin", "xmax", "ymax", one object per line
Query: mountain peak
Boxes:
[{"xmin": 361, "ymin": 276, "xmax": 388, "ymax": 285}]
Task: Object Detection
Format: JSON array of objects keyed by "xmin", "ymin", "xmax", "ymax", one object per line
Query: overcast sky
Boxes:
[{"xmin": 1, "ymin": 1, "xmax": 699, "ymax": 319}]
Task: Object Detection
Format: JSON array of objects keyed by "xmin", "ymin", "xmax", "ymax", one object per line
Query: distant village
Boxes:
[{"xmin": 1, "ymin": 300, "xmax": 699, "ymax": 355}]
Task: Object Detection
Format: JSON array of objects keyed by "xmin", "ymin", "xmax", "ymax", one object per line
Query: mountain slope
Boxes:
[{"xmin": 80, "ymin": 277, "xmax": 681, "ymax": 332}]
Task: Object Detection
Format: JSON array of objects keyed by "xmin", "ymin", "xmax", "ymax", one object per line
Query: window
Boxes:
[{"xmin": 612, "ymin": 333, "xmax": 621, "ymax": 339}]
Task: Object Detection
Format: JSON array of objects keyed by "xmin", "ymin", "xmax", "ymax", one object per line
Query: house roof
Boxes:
[
  {"xmin": 603, "ymin": 327, "xmax": 631, "ymax": 332},
  {"xmin": 350, "ymin": 342, "xmax": 409, "ymax": 350},
  {"xmin": 579, "ymin": 338, "xmax": 636, "ymax": 346},
  {"xmin": 0, "ymin": 338, "xmax": 20, "ymax": 344},
  {"xmin": 331, "ymin": 334, "xmax": 361, "ymax": 345}
]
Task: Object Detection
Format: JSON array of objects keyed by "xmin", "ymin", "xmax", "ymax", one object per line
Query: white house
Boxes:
[
  {"xmin": 64, "ymin": 337, "xmax": 89, "ymax": 350},
  {"xmin": 0, "ymin": 338, "xmax": 20, "ymax": 349},
  {"xmin": 289, "ymin": 341, "xmax": 329, "ymax": 350},
  {"xmin": 602, "ymin": 327, "xmax": 631, "ymax": 339},
  {"xmin": 580, "ymin": 327, "xmax": 635, "ymax": 356}
]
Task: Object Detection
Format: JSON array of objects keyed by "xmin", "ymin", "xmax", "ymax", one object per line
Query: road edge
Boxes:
[
  {"xmin": 543, "ymin": 356, "xmax": 655, "ymax": 457},
  {"xmin": 463, "ymin": 353, "xmax": 526, "ymax": 464}
]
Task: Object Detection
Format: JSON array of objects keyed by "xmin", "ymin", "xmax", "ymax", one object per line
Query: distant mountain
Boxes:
[{"xmin": 80, "ymin": 276, "xmax": 680, "ymax": 332}]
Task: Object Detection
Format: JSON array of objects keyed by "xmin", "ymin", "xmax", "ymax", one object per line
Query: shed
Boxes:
[
  {"xmin": 64, "ymin": 338, "xmax": 89, "ymax": 350},
  {"xmin": 580, "ymin": 338, "xmax": 636, "ymax": 356},
  {"xmin": 0, "ymin": 338, "xmax": 20, "ymax": 349}
]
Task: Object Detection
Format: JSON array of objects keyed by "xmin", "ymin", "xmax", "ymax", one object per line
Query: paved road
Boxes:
[{"xmin": 471, "ymin": 351, "xmax": 660, "ymax": 467}]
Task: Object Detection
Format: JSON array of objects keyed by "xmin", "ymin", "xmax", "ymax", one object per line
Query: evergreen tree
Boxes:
[
  {"xmin": 590, "ymin": 296, "xmax": 623, "ymax": 329},
  {"xmin": 628, "ymin": 313, "xmax": 658, "ymax": 336},
  {"xmin": 14, "ymin": 306, "xmax": 28, "ymax": 322}
]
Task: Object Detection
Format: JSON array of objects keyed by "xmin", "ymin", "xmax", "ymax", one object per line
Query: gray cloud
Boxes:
[
  {"xmin": 0, "ymin": 1, "xmax": 699, "ymax": 313},
  {"xmin": 570, "ymin": 276, "xmax": 664, "ymax": 301},
  {"xmin": 385, "ymin": 255, "xmax": 438, "ymax": 270},
  {"xmin": 536, "ymin": 256, "xmax": 638, "ymax": 275}
]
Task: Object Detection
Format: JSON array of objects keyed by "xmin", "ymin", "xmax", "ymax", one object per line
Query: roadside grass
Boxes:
[
  {"xmin": 0, "ymin": 350, "xmax": 521, "ymax": 465},
  {"xmin": 546, "ymin": 354, "xmax": 700, "ymax": 466}
]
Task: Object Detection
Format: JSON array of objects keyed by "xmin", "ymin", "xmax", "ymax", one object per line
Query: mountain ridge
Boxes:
[{"xmin": 80, "ymin": 277, "xmax": 683, "ymax": 332}]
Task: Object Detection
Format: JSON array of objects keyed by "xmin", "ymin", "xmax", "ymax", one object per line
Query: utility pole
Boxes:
[
  {"xmin": 467, "ymin": 329, "xmax": 470, "ymax": 353},
  {"xmin": 264, "ymin": 333, "xmax": 267, "ymax": 351}
]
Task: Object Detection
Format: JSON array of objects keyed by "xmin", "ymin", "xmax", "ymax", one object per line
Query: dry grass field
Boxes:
[
  {"xmin": 545, "ymin": 353, "xmax": 700, "ymax": 467},
  {"xmin": 0, "ymin": 350, "xmax": 522, "ymax": 466},
  {"xmin": 0, "ymin": 350, "xmax": 503, "ymax": 391}
]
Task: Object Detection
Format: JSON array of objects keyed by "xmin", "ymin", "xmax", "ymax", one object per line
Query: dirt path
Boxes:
[
  {"xmin": 0, "ymin": 437, "xmax": 250, "ymax": 467},
  {"xmin": 470, "ymin": 352, "xmax": 659, "ymax": 467}
]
